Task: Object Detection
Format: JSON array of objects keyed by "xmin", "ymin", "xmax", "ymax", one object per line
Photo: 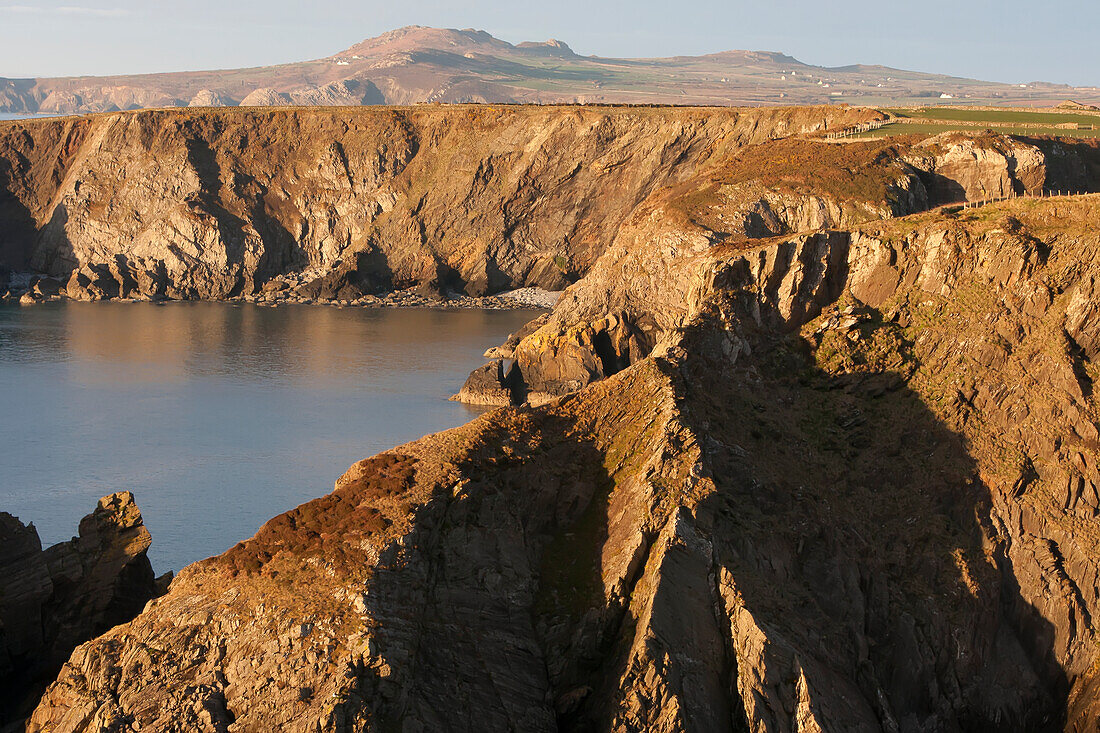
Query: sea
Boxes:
[{"xmin": 0, "ymin": 301, "xmax": 539, "ymax": 572}]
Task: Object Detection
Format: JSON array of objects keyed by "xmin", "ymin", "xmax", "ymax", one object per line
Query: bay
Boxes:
[{"xmin": 0, "ymin": 301, "xmax": 538, "ymax": 572}]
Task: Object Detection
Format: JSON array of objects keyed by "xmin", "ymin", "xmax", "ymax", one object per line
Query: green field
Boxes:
[
  {"xmin": 885, "ymin": 107, "xmax": 1100, "ymax": 126},
  {"xmin": 852, "ymin": 122, "xmax": 1100, "ymax": 139},
  {"xmin": 849, "ymin": 107, "xmax": 1100, "ymax": 140}
]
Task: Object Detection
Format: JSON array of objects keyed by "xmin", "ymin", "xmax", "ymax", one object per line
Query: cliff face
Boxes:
[
  {"xmin": 504, "ymin": 131, "xmax": 1055, "ymax": 402},
  {"xmin": 16, "ymin": 108, "xmax": 1100, "ymax": 730},
  {"xmin": 0, "ymin": 493, "xmax": 160, "ymax": 725},
  {"xmin": 28, "ymin": 196, "xmax": 1100, "ymax": 730},
  {"xmin": 0, "ymin": 105, "xmax": 877, "ymax": 300},
  {"xmin": 2, "ymin": 107, "xmax": 1077, "ymax": 311}
]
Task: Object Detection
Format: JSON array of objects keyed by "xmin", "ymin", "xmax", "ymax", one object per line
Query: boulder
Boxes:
[
  {"xmin": 30, "ymin": 276, "xmax": 61, "ymax": 298},
  {"xmin": 449, "ymin": 359, "xmax": 518, "ymax": 406}
]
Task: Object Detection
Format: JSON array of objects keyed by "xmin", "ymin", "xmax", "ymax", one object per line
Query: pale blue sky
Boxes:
[{"xmin": 0, "ymin": 0, "xmax": 1096, "ymax": 87}]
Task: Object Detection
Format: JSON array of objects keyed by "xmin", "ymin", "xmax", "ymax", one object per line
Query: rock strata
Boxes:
[
  {"xmin": 448, "ymin": 358, "xmax": 517, "ymax": 406},
  {"xmin": 0, "ymin": 493, "xmax": 161, "ymax": 726},
  {"xmin": 27, "ymin": 195, "xmax": 1100, "ymax": 731},
  {"xmin": 10, "ymin": 106, "xmax": 1100, "ymax": 731},
  {"xmin": 0, "ymin": 106, "xmax": 878, "ymax": 301}
]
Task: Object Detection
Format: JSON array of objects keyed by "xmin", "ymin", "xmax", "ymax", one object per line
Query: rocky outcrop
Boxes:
[
  {"xmin": 488, "ymin": 131, "xmax": 1060, "ymax": 402},
  {"xmin": 448, "ymin": 358, "xmax": 516, "ymax": 406},
  {"xmin": 239, "ymin": 88, "xmax": 293, "ymax": 107},
  {"xmin": 188, "ymin": 89, "xmax": 235, "ymax": 108},
  {"xmin": 0, "ymin": 492, "xmax": 161, "ymax": 726},
  {"xmin": 904, "ymin": 131, "xmax": 1047, "ymax": 202},
  {"xmin": 7, "ymin": 106, "xmax": 1086, "ymax": 314},
  {"xmin": 290, "ymin": 79, "xmax": 384, "ymax": 106},
  {"xmin": 9, "ymin": 107, "xmax": 1100, "ymax": 730}
]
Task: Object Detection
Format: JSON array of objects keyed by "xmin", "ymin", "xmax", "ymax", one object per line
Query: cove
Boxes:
[{"xmin": 0, "ymin": 301, "xmax": 539, "ymax": 572}]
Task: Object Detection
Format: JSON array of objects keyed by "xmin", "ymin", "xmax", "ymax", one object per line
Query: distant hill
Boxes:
[{"xmin": 2, "ymin": 25, "xmax": 1098, "ymax": 113}]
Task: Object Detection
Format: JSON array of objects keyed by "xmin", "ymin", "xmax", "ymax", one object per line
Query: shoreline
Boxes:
[{"xmin": 1, "ymin": 279, "xmax": 561, "ymax": 311}]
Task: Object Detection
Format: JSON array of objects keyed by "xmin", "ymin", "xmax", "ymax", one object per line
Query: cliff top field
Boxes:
[{"xmin": 848, "ymin": 105, "xmax": 1100, "ymax": 139}]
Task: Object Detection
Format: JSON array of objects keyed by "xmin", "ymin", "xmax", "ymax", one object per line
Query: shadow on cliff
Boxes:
[
  {"xmin": 671, "ymin": 310, "xmax": 1071, "ymax": 730},
  {"xmin": 1020, "ymin": 136, "xmax": 1100, "ymax": 194},
  {"xmin": 185, "ymin": 137, "xmax": 304, "ymax": 295},
  {"xmin": 0, "ymin": 157, "xmax": 44, "ymax": 271},
  {"xmin": 318, "ymin": 336, "xmax": 1076, "ymax": 731},
  {"xmin": 335, "ymin": 412, "xmax": 623, "ymax": 731}
]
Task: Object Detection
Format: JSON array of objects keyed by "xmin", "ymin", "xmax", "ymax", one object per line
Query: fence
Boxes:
[
  {"xmin": 824, "ymin": 120, "xmax": 887, "ymax": 140},
  {"xmin": 959, "ymin": 189, "xmax": 1093, "ymax": 209}
]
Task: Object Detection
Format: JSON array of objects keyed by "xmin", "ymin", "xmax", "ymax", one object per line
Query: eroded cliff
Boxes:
[
  {"xmin": 12, "ymin": 107, "xmax": 1100, "ymax": 731},
  {"xmin": 28, "ymin": 195, "xmax": 1100, "ymax": 730},
  {"xmin": 0, "ymin": 105, "xmax": 880, "ymax": 302}
]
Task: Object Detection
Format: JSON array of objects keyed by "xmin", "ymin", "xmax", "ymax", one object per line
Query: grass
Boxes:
[
  {"xmin": 885, "ymin": 107, "xmax": 1100, "ymax": 126},
  {"xmin": 667, "ymin": 136, "xmax": 910, "ymax": 230},
  {"xmin": 846, "ymin": 106, "xmax": 1100, "ymax": 140},
  {"xmin": 852, "ymin": 121, "xmax": 1100, "ymax": 140}
]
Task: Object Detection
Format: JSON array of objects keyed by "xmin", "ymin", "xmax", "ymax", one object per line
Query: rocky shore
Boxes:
[{"xmin": 1, "ymin": 276, "xmax": 560, "ymax": 311}]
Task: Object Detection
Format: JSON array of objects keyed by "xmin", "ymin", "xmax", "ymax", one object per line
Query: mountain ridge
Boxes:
[{"xmin": 2, "ymin": 25, "xmax": 1098, "ymax": 114}]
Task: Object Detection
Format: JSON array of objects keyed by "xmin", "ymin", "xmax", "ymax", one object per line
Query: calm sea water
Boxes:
[
  {"xmin": 0, "ymin": 302, "xmax": 538, "ymax": 572},
  {"xmin": 0, "ymin": 113, "xmax": 69, "ymax": 122}
]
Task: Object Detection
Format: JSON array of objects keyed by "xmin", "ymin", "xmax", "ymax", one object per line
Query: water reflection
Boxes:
[{"xmin": 0, "ymin": 302, "xmax": 540, "ymax": 571}]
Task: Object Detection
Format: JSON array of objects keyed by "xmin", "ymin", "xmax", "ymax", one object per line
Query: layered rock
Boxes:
[
  {"xmin": 448, "ymin": 358, "xmax": 517, "ymax": 406},
  {"xmin": 0, "ymin": 105, "xmax": 877, "ymax": 299},
  {"xmin": 10, "ymin": 107, "xmax": 1100, "ymax": 730},
  {"xmin": 493, "ymin": 130, "xmax": 1059, "ymax": 402},
  {"xmin": 27, "ymin": 196, "xmax": 1100, "ymax": 731},
  {"xmin": 5, "ymin": 107, "xmax": 1086, "ymax": 313},
  {"xmin": 0, "ymin": 492, "xmax": 160, "ymax": 725}
]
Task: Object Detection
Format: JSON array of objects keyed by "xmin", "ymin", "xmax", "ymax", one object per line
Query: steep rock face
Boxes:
[
  {"xmin": 448, "ymin": 358, "xmax": 516, "ymax": 406},
  {"xmin": 29, "ymin": 198, "xmax": 1100, "ymax": 731},
  {"xmin": 503, "ymin": 131, "xmax": 1056, "ymax": 401},
  {"xmin": 0, "ymin": 492, "xmax": 159, "ymax": 725},
  {"xmin": 903, "ymin": 131, "xmax": 1047, "ymax": 202},
  {"xmin": 0, "ymin": 106, "xmax": 876, "ymax": 299}
]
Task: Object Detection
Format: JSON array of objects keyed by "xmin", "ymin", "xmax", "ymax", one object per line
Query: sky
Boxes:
[{"xmin": 0, "ymin": 0, "xmax": 1097, "ymax": 87}]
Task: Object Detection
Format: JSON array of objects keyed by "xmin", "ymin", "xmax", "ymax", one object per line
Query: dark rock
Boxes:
[
  {"xmin": 30, "ymin": 276, "xmax": 61, "ymax": 298},
  {"xmin": 0, "ymin": 492, "xmax": 158, "ymax": 726},
  {"xmin": 449, "ymin": 359, "xmax": 518, "ymax": 406}
]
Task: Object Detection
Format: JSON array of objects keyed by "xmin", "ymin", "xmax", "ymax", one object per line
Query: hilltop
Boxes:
[{"xmin": 2, "ymin": 25, "xmax": 1099, "ymax": 113}]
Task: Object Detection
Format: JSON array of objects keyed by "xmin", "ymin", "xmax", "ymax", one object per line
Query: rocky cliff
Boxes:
[
  {"xmin": 0, "ymin": 493, "xmax": 161, "ymax": 727},
  {"xmin": 0, "ymin": 105, "xmax": 879, "ymax": 301},
  {"xmin": 3, "ymin": 106, "xmax": 1086, "ymax": 313},
  {"xmin": 21, "ymin": 106, "xmax": 1100, "ymax": 729},
  {"xmin": 500, "ymin": 130, "xmax": 1062, "ymax": 403}
]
